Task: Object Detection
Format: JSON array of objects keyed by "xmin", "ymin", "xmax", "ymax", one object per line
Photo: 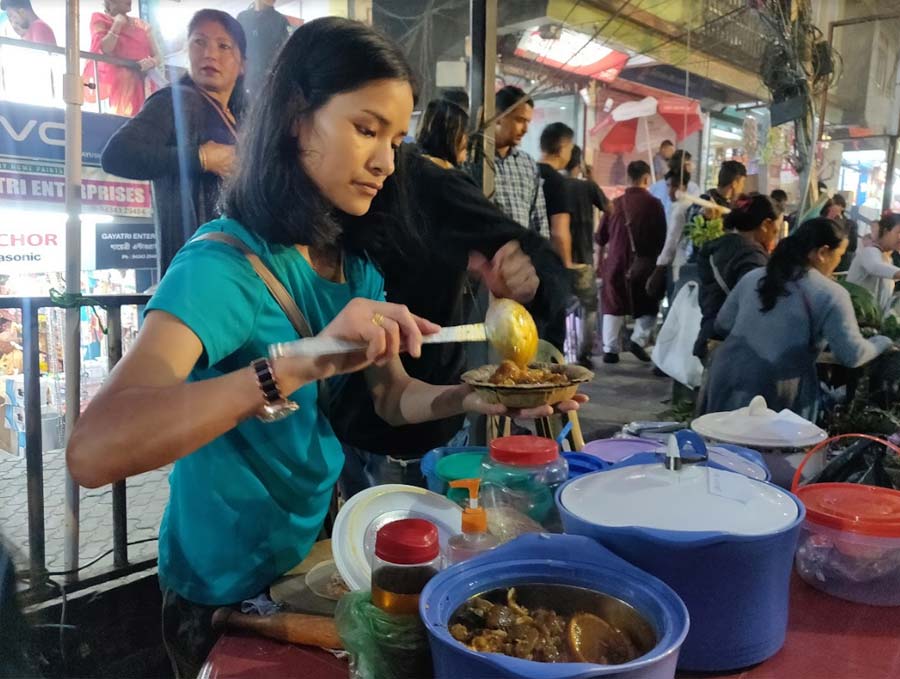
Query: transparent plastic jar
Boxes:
[
  {"xmin": 480, "ymin": 435, "xmax": 568, "ymax": 528},
  {"xmin": 370, "ymin": 518, "xmax": 441, "ymax": 615}
]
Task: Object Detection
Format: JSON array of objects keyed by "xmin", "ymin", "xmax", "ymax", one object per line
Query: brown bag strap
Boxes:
[
  {"xmin": 193, "ymin": 232, "xmax": 314, "ymax": 339},
  {"xmin": 620, "ymin": 195, "xmax": 637, "ymax": 256},
  {"xmin": 192, "ymin": 231, "xmax": 334, "ymax": 416}
]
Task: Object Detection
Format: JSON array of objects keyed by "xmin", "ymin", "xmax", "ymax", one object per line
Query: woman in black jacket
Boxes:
[
  {"xmin": 694, "ymin": 193, "xmax": 783, "ymax": 360},
  {"xmin": 101, "ymin": 10, "xmax": 246, "ymax": 275}
]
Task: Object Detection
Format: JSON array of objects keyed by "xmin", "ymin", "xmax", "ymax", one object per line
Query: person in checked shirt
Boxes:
[{"xmin": 486, "ymin": 86, "xmax": 550, "ymax": 239}]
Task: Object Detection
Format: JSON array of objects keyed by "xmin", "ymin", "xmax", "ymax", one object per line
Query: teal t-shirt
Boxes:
[{"xmin": 145, "ymin": 218, "xmax": 384, "ymax": 605}]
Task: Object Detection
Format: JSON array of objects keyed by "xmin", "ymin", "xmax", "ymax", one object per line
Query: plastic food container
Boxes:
[
  {"xmin": 420, "ymin": 534, "xmax": 689, "ymax": 679},
  {"xmin": 481, "ymin": 436, "xmax": 568, "ymax": 527},
  {"xmin": 561, "ymin": 452, "xmax": 608, "ymax": 478},
  {"xmin": 558, "ymin": 435, "xmax": 804, "ymax": 672},
  {"xmin": 421, "ymin": 446, "xmax": 488, "ymax": 497},
  {"xmin": 794, "ymin": 483, "xmax": 900, "ymax": 606},
  {"xmin": 371, "ymin": 518, "xmax": 442, "ymax": 615}
]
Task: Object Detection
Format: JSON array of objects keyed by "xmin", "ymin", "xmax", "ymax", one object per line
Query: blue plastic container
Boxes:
[
  {"xmin": 420, "ymin": 533, "xmax": 689, "ymax": 679},
  {"xmin": 562, "ymin": 451, "xmax": 609, "ymax": 478},
  {"xmin": 557, "ymin": 459, "xmax": 805, "ymax": 672}
]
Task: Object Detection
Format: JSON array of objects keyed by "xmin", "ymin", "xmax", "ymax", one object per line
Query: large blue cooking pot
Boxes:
[
  {"xmin": 420, "ymin": 534, "xmax": 689, "ymax": 679},
  {"xmin": 557, "ymin": 432, "xmax": 804, "ymax": 672}
]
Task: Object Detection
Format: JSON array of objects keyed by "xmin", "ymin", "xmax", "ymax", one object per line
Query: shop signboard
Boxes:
[
  {"xmin": 0, "ymin": 221, "xmax": 66, "ymax": 273},
  {"xmin": 95, "ymin": 220, "xmax": 157, "ymax": 270},
  {"xmin": 0, "ymin": 100, "xmax": 152, "ymax": 217}
]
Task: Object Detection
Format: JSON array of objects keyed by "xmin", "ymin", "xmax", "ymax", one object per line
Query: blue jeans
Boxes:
[{"xmin": 338, "ymin": 424, "xmax": 470, "ymax": 500}]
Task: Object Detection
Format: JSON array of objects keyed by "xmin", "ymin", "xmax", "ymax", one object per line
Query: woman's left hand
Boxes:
[
  {"xmin": 138, "ymin": 57, "xmax": 157, "ymax": 72},
  {"xmin": 461, "ymin": 388, "xmax": 589, "ymax": 418}
]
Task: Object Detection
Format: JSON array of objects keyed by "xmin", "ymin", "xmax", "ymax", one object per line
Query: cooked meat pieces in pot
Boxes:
[{"xmin": 449, "ymin": 587, "xmax": 638, "ymax": 665}]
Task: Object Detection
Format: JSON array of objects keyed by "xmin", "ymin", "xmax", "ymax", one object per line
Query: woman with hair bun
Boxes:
[
  {"xmin": 700, "ymin": 218, "xmax": 891, "ymax": 420},
  {"xmin": 694, "ymin": 193, "xmax": 783, "ymax": 359}
]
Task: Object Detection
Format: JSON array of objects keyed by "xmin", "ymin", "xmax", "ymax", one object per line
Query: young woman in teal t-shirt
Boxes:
[{"xmin": 68, "ymin": 16, "xmax": 584, "ymax": 676}]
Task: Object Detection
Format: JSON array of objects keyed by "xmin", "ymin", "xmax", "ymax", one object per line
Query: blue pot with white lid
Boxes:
[
  {"xmin": 558, "ymin": 431, "xmax": 804, "ymax": 672},
  {"xmin": 420, "ymin": 533, "xmax": 689, "ymax": 679}
]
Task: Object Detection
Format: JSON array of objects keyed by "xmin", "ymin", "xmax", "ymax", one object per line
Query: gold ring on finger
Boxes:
[{"xmin": 372, "ymin": 312, "xmax": 385, "ymax": 327}]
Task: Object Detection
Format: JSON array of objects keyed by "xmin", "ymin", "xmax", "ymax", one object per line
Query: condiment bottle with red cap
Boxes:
[
  {"xmin": 447, "ymin": 478, "xmax": 500, "ymax": 563},
  {"xmin": 480, "ymin": 435, "xmax": 568, "ymax": 527},
  {"xmin": 371, "ymin": 518, "xmax": 442, "ymax": 616}
]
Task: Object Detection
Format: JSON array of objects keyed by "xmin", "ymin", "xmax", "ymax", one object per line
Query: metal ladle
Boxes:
[{"xmin": 269, "ymin": 298, "xmax": 539, "ymax": 367}]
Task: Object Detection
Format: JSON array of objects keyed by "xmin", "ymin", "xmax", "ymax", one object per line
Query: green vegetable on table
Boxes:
[
  {"xmin": 882, "ymin": 315, "xmax": 900, "ymax": 341},
  {"xmin": 838, "ymin": 280, "xmax": 884, "ymax": 331}
]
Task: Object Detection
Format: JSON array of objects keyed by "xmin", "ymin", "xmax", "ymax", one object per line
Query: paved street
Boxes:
[{"xmin": 0, "ymin": 352, "xmax": 670, "ymax": 580}]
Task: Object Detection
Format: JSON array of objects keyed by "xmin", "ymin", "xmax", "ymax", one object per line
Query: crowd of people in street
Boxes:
[{"xmin": 3, "ymin": 5, "xmax": 900, "ymax": 678}]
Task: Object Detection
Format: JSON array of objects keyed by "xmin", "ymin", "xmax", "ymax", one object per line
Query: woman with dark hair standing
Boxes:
[
  {"xmin": 701, "ymin": 218, "xmax": 890, "ymax": 420},
  {"xmin": 70, "ymin": 18, "xmax": 583, "ymax": 675},
  {"xmin": 102, "ymin": 9, "xmax": 247, "ymax": 275},
  {"xmin": 846, "ymin": 211, "xmax": 900, "ymax": 315},
  {"xmin": 416, "ymin": 98, "xmax": 469, "ymax": 168},
  {"xmin": 694, "ymin": 193, "xmax": 783, "ymax": 360}
]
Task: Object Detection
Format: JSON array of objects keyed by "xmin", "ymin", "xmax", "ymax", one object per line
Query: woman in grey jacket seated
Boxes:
[{"xmin": 701, "ymin": 218, "xmax": 892, "ymax": 421}]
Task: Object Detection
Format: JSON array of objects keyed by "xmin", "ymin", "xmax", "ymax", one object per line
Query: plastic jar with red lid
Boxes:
[
  {"xmin": 371, "ymin": 518, "xmax": 442, "ymax": 615},
  {"xmin": 480, "ymin": 435, "xmax": 568, "ymax": 528}
]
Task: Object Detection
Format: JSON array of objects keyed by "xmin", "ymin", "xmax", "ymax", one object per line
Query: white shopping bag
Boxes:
[{"xmin": 652, "ymin": 281, "xmax": 704, "ymax": 388}]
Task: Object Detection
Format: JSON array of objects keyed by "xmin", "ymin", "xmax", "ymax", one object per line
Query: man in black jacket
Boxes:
[
  {"xmin": 331, "ymin": 144, "xmax": 569, "ymax": 496},
  {"xmin": 237, "ymin": 1, "xmax": 290, "ymax": 97}
]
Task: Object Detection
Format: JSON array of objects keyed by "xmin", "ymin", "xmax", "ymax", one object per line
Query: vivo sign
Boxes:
[
  {"xmin": 0, "ymin": 118, "xmax": 66, "ymax": 147},
  {"xmin": 0, "ymin": 101, "xmax": 129, "ymax": 166}
]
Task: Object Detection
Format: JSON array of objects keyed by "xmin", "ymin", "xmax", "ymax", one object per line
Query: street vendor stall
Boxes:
[{"xmin": 202, "ymin": 573, "xmax": 900, "ymax": 679}]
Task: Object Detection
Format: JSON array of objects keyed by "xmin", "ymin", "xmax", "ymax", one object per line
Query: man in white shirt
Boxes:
[{"xmin": 650, "ymin": 150, "xmax": 700, "ymax": 220}]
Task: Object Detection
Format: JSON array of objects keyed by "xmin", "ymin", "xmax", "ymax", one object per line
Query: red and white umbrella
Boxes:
[{"xmin": 592, "ymin": 96, "xmax": 703, "ymax": 181}]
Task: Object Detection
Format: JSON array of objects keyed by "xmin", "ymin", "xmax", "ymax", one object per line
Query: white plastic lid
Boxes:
[
  {"xmin": 330, "ymin": 484, "xmax": 462, "ymax": 591},
  {"xmin": 560, "ymin": 464, "xmax": 798, "ymax": 536},
  {"xmin": 691, "ymin": 396, "xmax": 826, "ymax": 449}
]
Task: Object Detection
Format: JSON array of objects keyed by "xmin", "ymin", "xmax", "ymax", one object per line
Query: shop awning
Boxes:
[{"xmin": 514, "ymin": 26, "xmax": 629, "ymax": 83}]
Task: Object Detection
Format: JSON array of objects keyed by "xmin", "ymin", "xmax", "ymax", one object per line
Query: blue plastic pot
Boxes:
[
  {"xmin": 421, "ymin": 534, "xmax": 689, "ymax": 679},
  {"xmin": 557, "ymin": 458, "xmax": 805, "ymax": 672}
]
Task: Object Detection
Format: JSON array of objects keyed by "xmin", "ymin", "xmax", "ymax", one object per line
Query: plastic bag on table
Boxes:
[
  {"xmin": 335, "ymin": 590, "xmax": 433, "ymax": 679},
  {"xmin": 808, "ymin": 438, "xmax": 900, "ymax": 490}
]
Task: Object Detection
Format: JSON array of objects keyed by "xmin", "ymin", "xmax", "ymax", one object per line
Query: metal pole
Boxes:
[
  {"xmin": 22, "ymin": 300, "xmax": 46, "ymax": 586},
  {"xmin": 106, "ymin": 307, "xmax": 128, "ymax": 568},
  {"xmin": 469, "ymin": 0, "xmax": 497, "ymax": 197},
  {"xmin": 885, "ymin": 136, "xmax": 898, "ymax": 214},
  {"xmin": 63, "ymin": 0, "xmax": 83, "ymax": 581}
]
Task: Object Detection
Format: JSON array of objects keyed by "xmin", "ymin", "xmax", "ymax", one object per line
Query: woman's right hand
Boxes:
[
  {"xmin": 274, "ymin": 299, "xmax": 440, "ymax": 390},
  {"xmin": 200, "ymin": 141, "xmax": 237, "ymax": 177}
]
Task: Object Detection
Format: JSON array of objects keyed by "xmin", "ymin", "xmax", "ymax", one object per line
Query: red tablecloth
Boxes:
[{"xmin": 202, "ymin": 575, "xmax": 900, "ymax": 679}]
